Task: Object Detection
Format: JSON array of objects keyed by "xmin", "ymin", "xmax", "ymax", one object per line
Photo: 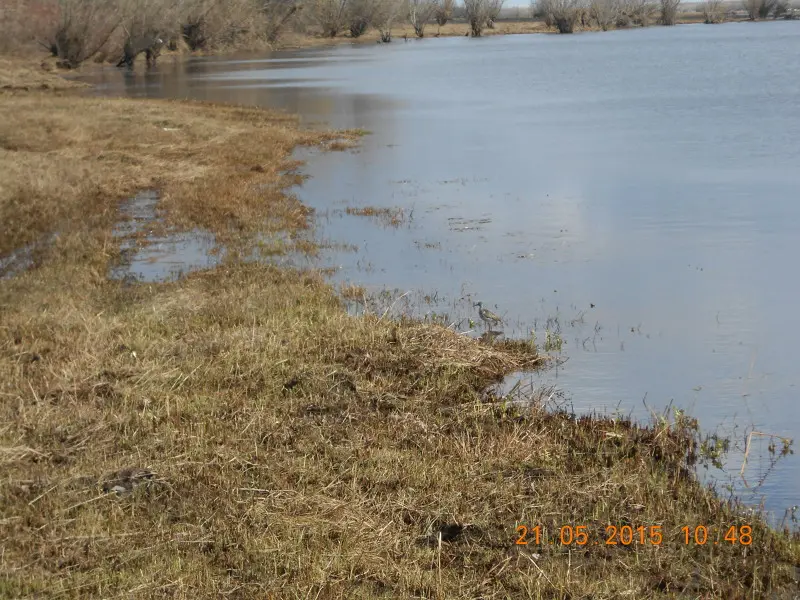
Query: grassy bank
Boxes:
[{"xmin": 2, "ymin": 61, "xmax": 800, "ymax": 599}]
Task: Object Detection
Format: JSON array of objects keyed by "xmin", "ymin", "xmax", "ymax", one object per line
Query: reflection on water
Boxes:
[{"xmin": 77, "ymin": 21, "xmax": 800, "ymax": 520}]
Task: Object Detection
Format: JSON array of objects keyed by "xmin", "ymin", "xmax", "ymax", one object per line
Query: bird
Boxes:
[{"xmin": 474, "ymin": 302, "xmax": 503, "ymax": 331}]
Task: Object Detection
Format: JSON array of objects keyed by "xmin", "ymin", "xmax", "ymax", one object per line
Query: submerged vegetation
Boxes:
[
  {"xmin": 2, "ymin": 59, "xmax": 800, "ymax": 600},
  {"xmin": 345, "ymin": 205, "xmax": 409, "ymax": 227}
]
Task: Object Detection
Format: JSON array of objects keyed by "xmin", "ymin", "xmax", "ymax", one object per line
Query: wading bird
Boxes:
[{"xmin": 474, "ymin": 302, "xmax": 502, "ymax": 331}]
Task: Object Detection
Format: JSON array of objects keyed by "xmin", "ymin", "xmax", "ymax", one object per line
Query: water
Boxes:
[
  {"xmin": 76, "ymin": 21, "xmax": 800, "ymax": 520},
  {"xmin": 110, "ymin": 190, "xmax": 220, "ymax": 282}
]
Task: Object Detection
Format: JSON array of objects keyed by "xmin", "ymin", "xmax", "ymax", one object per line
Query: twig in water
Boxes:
[
  {"xmin": 740, "ymin": 431, "xmax": 793, "ymax": 478},
  {"xmin": 378, "ymin": 291, "xmax": 411, "ymax": 324}
]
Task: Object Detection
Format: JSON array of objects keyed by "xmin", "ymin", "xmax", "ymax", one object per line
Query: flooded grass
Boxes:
[
  {"xmin": 326, "ymin": 139, "xmax": 360, "ymax": 152},
  {"xmin": 110, "ymin": 190, "xmax": 221, "ymax": 282},
  {"xmin": 2, "ymin": 60, "xmax": 800, "ymax": 598},
  {"xmin": 340, "ymin": 282, "xmax": 368, "ymax": 302},
  {"xmin": 448, "ymin": 215, "xmax": 492, "ymax": 232},
  {"xmin": 345, "ymin": 205, "xmax": 410, "ymax": 228}
]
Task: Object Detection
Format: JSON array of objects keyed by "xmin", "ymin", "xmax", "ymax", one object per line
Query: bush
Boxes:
[
  {"xmin": 262, "ymin": 0, "xmax": 301, "ymax": 42},
  {"xmin": 743, "ymin": 0, "xmax": 778, "ymax": 19},
  {"xmin": 115, "ymin": 0, "xmax": 182, "ymax": 68},
  {"xmin": 182, "ymin": 15, "xmax": 208, "ymax": 50},
  {"xmin": 620, "ymin": 0, "xmax": 657, "ymax": 25},
  {"xmin": 373, "ymin": 0, "xmax": 402, "ymax": 40},
  {"xmin": 700, "ymin": 0, "xmax": 724, "ymax": 22},
  {"xmin": 533, "ymin": 0, "xmax": 585, "ymax": 32},
  {"xmin": 485, "ymin": 0, "xmax": 504, "ymax": 26},
  {"xmin": 407, "ymin": 0, "xmax": 437, "ymax": 37},
  {"xmin": 590, "ymin": 0, "xmax": 620, "ymax": 29},
  {"xmin": 179, "ymin": 1, "xmax": 262, "ymax": 50},
  {"xmin": 311, "ymin": 0, "xmax": 349, "ymax": 36},
  {"xmin": 660, "ymin": 0, "xmax": 679, "ymax": 24},
  {"xmin": 344, "ymin": 0, "xmax": 370, "ymax": 36},
  {"xmin": 434, "ymin": 0, "xmax": 455, "ymax": 26},
  {"xmin": 40, "ymin": 0, "xmax": 121, "ymax": 68},
  {"xmin": 464, "ymin": 0, "xmax": 492, "ymax": 35},
  {"xmin": 348, "ymin": 15, "xmax": 369, "ymax": 35},
  {"xmin": 0, "ymin": 0, "xmax": 299, "ymax": 63}
]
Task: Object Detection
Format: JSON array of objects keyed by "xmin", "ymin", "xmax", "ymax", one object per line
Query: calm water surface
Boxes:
[{"xmin": 79, "ymin": 21, "xmax": 800, "ymax": 519}]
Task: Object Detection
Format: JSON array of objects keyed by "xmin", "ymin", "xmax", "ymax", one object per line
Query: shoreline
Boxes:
[
  {"xmin": 250, "ymin": 14, "xmax": 754, "ymax": 52},
  {"xmin": 2, "ymin": 16, "xmax": 757, "ymax": 92},
  {"xmin": 2, "ymin": 59, "xmax": 800, "ymax": 598},
  {"xmin": 3, "ymin": 14, "xmax": 764, "ymax": 71}
]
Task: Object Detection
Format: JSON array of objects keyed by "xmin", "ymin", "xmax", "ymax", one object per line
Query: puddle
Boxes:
[
  {"xmin": 109, "ymin": 190, "xmax": 330, "ymax": 282},
  {"xmin": 110, "ymin": 190, "xmax": 221, "ymax": 282},
  {"xmin": 1, "ymin": 243, "xmax": 38, "ymax": 279},
  {"xmin": 0, "ymin": 233, "xmax": 59, "ymax": 280}
]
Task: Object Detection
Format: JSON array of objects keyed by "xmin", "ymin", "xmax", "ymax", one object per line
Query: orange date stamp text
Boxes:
[{"xmin": 515, "ymin": 524, "xmax": 753, "ymax": 547}]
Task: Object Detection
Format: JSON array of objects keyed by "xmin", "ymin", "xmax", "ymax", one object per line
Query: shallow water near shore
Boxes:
[{"xmin": 77, "ymin": 21, "xmax": 800, "ymax": 520}]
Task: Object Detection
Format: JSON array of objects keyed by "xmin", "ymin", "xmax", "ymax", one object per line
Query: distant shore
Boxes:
[{"xmin": 273, "ymin": 13, "xmax": 714, "ymax": 49}]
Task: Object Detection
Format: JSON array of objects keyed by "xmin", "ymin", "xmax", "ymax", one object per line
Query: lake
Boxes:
[{"xmin": 78, "ymin": 20, "xmax": 800, "ymax": 522}]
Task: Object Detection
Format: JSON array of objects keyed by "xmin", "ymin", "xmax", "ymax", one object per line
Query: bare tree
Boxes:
[
  {"xmin": 532, "ymin": 0, "xmax": 585, "ymax": 32},
  {"xmin": 743, "ymin": 0, "xmax": 778, "ymax": 18},
  {"xmin": 373, "ymin": 0, "xmax": 402, "ymax": 40},
  {"xmin": 485, "ymin": 0, "xmax": 504, "ymax": 26},
  {"xmin": 464, "ymin": 0, "xmax": 492, "ymax": 35},
  {"xmin": 177, "ymin": 0, "xmax": 282, "ymax": 50},
  {"xmin": 531, "ymin": 0, "xmax": 554, "ymax": 25},
  {"xmin": 407, "ymin": 0, "xmax": 437, "ymax": 36},
  {"xmin": 620, "ymin": 0, "xmax": 657, "ymax": 24},
  {"xmin": 311, "ymin": 0, "xmax": 349, "ymax": 35},
  {"xmin": 117, "ymin": 0, "xmax": 184, "ymax": 68},
  {"xmin": 346, "ymin": 0, "xmax": 373, "ymax": 36},
  {"xmin": 182, "ymin": 0, "xmax": 214, "ymax": 51},
  {"xmin": 43, "ymin": 0, "xmax": 122, "ymax": 68},
  {"xmin": 590, "ymin": 0, "xmax": 619, "ymax": 29},
  {"xmin": 773, "ymin": 0, "xmax": 789, "ymax": 17},
  {"xmin": 660, "ymin": 0, "xmax": 679, "ymax": 24},
  {"xmin": 434, "ymin": 0, "xmax": 456, "ymax": 27},
  {"xmin": 262, "ymin": 0, "xmax": 301, "ymax": 42},
  {"xmin": 700, "ymin": 0, "xmax": 724, "ymax": 22}
]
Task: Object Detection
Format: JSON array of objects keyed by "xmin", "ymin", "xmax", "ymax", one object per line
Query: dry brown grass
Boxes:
[
  {"xmin": 0, "ymin": 57, "xmax": 88, "ymax": 90},
  {"xmin": 0, "ymin": 72, "xmax": 361, "ymax": 271},
  {"xmin": 1, "ymin": 63, "xmax": 800, "ymax": 599},
  {"xmin": 340, "ymin": 282, "xmax": 368, "ymax": 301}
]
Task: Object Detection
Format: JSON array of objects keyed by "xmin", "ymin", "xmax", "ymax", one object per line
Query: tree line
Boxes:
[
  {"xmin": 0, "ymin": 0, "xmax": 795, "ymax": 69},
  {"xmin": 0, "ymin": 0, "xmax": 508, "ymax": 66},
  {"xmin": 532, "ymin": 0, "xmax": 793, "ymax": 33}
]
